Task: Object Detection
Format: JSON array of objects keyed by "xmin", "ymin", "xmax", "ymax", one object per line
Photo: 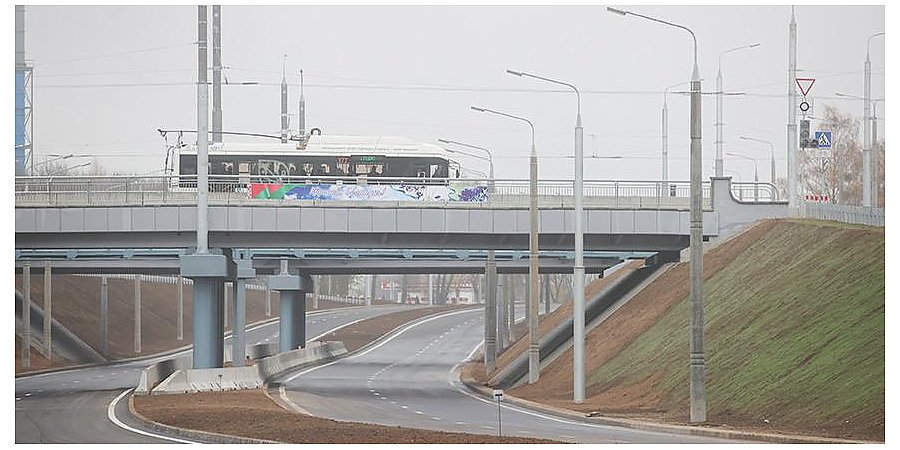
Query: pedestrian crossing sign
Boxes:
[{"xmin": 815, "ymin": 131, "xmax": 833, "ymax": 148}]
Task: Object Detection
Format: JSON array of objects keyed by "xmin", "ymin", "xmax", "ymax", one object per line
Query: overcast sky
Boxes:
[{"xmin": 21, "ymin": 4, "xmax": 885, "ymax": 182}]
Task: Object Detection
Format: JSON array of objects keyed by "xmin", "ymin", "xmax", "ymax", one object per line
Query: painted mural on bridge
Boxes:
[{"xmin": 248, "ymin": 183, "xmax": 489, "ymax": 202}]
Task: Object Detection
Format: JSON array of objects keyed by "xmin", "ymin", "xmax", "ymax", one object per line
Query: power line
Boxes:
[{"xmin": 38, "ymin": 42, "xmax": 195, "ymax": 66}]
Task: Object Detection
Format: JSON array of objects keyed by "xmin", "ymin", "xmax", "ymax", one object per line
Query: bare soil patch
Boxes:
[
  {"xmin": 133, "ymin": 387, "xmax": 556, "ymax": 443},
  {"xmin": 320, "ymin": 304, "xmax": 468, "ymax": 352}
]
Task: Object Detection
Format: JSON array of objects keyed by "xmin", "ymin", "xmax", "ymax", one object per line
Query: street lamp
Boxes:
[
  {"xmin": 716, "ymin": 43, "xmax": 761, "ymax": 177},
  {"xmin": 662, "ymin": 80, "xmax": 691, "ymax": 182},
  {"xmin": 439, "ymin": 139, "xmax": 498, "ymax": 367},
  {"xmin": 608, "ymin": 6, "xmax": 706, "ymax": 423},
  {"xmin": 740, "ymin": 136, "xmax": 776, "ymax": 188},
  {"xmin": 836, "ymin": 93, "xmax": 885, "ymax": 202},
  {"xmin": 863, "ymin": 31, "xmax": 884, "ymax": 207},
  {"xmin": 506, "ymin": 68, "xmax": 586, "ymax": 403},
  {"xmin": 471, "ymin": 105, "xmax": 541, "ymax": 384},
  {"xmin": 437, "ymin": 139, "xmax": 494, "ymax": 184},
  {"xmin": 727, "ymin": 152, "xmax": 759, "ymax": 202}
]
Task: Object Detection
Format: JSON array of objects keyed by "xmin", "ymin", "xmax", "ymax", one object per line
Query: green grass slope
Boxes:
[{"xmin": 588, "ymin": 219, "xmax": 884, "ymax": 440}]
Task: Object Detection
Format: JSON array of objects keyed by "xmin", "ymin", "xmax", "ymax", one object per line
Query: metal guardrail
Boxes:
[
  {"xmin": 799, "ymin": 202, "xmax": 885, "ymax": 227},
  {"xmin": 11, "ymin": 175, "xmax": 785, "ymax": 209}
]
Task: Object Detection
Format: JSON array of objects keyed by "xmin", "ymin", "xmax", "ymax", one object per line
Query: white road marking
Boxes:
[
  {"xmin": 432, "ymin": 417, "xmax": 442, "ymax": 421},
  {"xmin": 391, "ymin": 401, "xmax": 397, "ymax": 405},
  {"xmin": 455, "ymin": 421, "xmax": 465, "ymax": 425},
  {"xmin": 481, "ymin": 425, "xmax": 494, "ymax": 430},
  {"xmin": 401, "ymin": 405, "xmax": 409, "ymax": 409},
  {"xmin": 108, "ymin": 389, "xmax": 196, "ymax": 443},
  {"xmin": 415, "ymin": 411, "xmax": 424, "ymax": 415},
  {"xmin": 24, "ymin": 392, "xmax": 32, "ymax": 397},
  {"xmin": 16, "ymin": 398, "xmax": 21, "ymax": 401}
]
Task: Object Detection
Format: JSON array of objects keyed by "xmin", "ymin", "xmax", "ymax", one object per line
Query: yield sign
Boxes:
[{"xmin": 796, "ymin": 78, "xmax": 816, "ymax": 96}]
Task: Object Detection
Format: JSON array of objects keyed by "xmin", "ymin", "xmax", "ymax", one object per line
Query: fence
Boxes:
[{"xmin": 799, "ymin": 202, "xmax": 885, "ymax": 227}]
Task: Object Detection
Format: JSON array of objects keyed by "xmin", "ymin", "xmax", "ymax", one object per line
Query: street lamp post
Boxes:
[
  {"xmin": 608, "ymin": 6, "xmax": 706, "ymax": 422},
  {"xmin": 836, "ymin": 91, "xmax": 884, "ymax": 207},
  {"xmin": 471, "ymin": 105, "xmax": 541, "ymax": 384},
  {"xmin": 717, "ymin": 44, "xmax": 761, "ymax": 177},
  {"xmin": 740, "ymin": 136, "xmax": 776, "ymax": 191},
  {"xmin": 506, "ymin": 69, "xmax": 586, "ymax": 404},
  {"xmin": 437, "ymin": 139, "xmax": 494, "ymax": 185},
  {"xmin": 439, "ymin": 138, "xmax": 499, "ymax": 371},
  {"xmin": 662, "ymin": 80, "xmax": 691, "ymax": 182},
  {"xmin": 727, "ymin": 152, "xmax": 759, "ymax": 202},
  {"xmin": 864, "ymin": 31, "xmax": 884, "ymax": 207}
]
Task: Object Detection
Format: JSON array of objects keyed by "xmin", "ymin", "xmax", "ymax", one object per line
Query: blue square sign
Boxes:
[{"xmin": 816, "ymin": 131, "xmax": 833, "ymax": 148}]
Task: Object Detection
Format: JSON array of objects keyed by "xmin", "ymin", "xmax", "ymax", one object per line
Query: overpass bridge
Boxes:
[{"xmin": 15, "ymin": 175, "xmax": 787, "ymax": 370}]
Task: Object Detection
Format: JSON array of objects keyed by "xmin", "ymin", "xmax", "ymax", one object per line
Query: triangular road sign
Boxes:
[{"xmin": 796, "ymin": 78, "xmax": 815, "ymax": 96}]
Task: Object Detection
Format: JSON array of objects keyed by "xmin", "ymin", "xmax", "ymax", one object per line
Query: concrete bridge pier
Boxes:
[
  {"xmin": 497, "ymin": 274, "xmax": 508, "ymax": 350},
  {"xmin": 483, "ymin": 256, "xmax": 498, "ymax": 373},
  {"xmin": 270, "ymin": 272, "xmax": 314, "ymax": 352},
  {"xmin": 231, "ymin": 258, "xmax": 255, "ymax": 366},
  {"xmin": 180, "ymin": 252, "xmax": 229, "ymax": 369}
]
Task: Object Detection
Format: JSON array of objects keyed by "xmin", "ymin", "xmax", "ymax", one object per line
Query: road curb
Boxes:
[
  {"xmin": 457, "ymin": 365, "xmax": 873, "ymax": 444},
  {"xmin": 127, "ymin": 392, "xmax": 280, "ymax": 444}
]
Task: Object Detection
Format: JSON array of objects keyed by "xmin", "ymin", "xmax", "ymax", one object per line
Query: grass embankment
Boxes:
[{"xmin": 587, "ymin": 219, "xmax": 884, "ymax": 440}]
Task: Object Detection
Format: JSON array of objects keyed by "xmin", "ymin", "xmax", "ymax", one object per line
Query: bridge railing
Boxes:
[{"xmin": 14, "ymin": 175, "xmax": 779, "ymax": 209}]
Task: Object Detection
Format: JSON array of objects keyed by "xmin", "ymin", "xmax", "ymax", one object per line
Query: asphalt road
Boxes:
[
  {"xmin": 279, "ymin": 307, "xmax": 746, "ymax": 444},
  {"xmin": 14, "ymin": 303, "xmax": 415, "ymax": 444}
]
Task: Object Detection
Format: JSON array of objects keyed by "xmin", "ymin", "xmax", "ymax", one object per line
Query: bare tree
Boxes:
[{"xmin": 798, "ymin": 106, "xmax": 863, "ymax": 205}]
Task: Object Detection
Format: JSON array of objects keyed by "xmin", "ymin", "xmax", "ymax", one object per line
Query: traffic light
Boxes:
[{"xmin": 799, "ymin": 119, "xmax": 817, "ymax": 148}]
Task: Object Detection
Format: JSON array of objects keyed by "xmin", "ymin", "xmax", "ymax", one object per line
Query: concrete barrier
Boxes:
[
  {"xmin": 146, "ymin": 341, "xmax": 346, "ymax": 395},
  {"xmin": 135, "ymin": 355, "xmax": 188, "ymax": 394}
]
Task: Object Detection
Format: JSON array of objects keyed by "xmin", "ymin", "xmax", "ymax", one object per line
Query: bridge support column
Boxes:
[
  {"xmin": 484, "ymin": 255, "xmax": 497, "ymax": 373},
  {"xmin": 366, "ymin": 275, "xmax": 374, "ymax": 306},
  {"xmin": 223, "ymin": 282, "xmax": 230, "ymax": 329},
  {"xmin": 134, "ymin": 276, "xmax": 142, "ymax": 354},
  {"xmin": 21, "ymin": 262, "xmax": 31, "ymax": 368},
  {"xmin": 177, "ymin": 276, "xmax": 184, "ymax": 341},
  {"xmin": 270, "ymin": 273, "xmax": 313, "ymax": 352},
  {"xmin": 181, "ymin": 252, "xmax": 229, "ymax": 369},
  {"xmin": 312, "ymin": 276, "xmax": 319, "ymax": 310},
  {"xmin": 508, "ymin": 275, "xmax": 516, "ymax": 342},
  {"xmin": 43, "ymin": 262, "xmax": 52, "ymax": 361},
  {"xmin": 265, "ymin": 280, "xmax": 272, "ymax": 317},
  {"xmin": 231, "ymin": 259, "xmax": 255, "ymax": 366},
  {"xmin": 542, "ymin": 274, "xmax": 550, "ymax": 315},
  {"xmin": 100, "ymin": 276, "xmax": 108, "ymax": 355},
  {"xmin": 497, "ymin": 273, "xmax": 508, "ymax": 350}
]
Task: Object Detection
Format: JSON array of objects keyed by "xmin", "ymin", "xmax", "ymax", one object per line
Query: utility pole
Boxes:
[
  {"xmin": 787, "ymin": 7, "xmax": 798, "ymax": 213},
  {"xmin": 281, "ymin": 55, "xmax": 288, "ymax": 143},
  {"xmin": 211, "ymin": 5, "xmax": 222, "ymax": 143},
  {"xmin": 298, "ymin": 69, "xmax": 306, "ymax": 137}
]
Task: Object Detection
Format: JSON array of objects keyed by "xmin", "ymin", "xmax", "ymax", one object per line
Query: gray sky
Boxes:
[{"xmin": 22, "ymin": 4, "xmax": 885, "ymax": 182}]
